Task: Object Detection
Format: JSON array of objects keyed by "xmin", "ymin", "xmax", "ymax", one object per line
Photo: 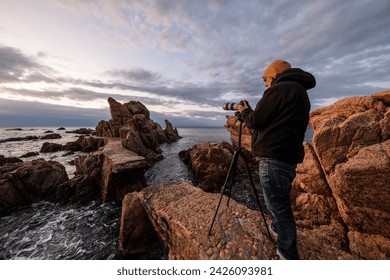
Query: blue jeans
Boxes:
[{"xmin": 259, "ymin": 159, "xmax": 299, "ymax": 260}]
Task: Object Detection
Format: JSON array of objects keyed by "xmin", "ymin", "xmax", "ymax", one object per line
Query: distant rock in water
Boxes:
[
  {"xmin": 40, "ymin": 133, "xmax": 62, "ymax": 140},
  {"xmin": 65, "ymin": 128, "xmax": 94, "ymax": 135},
  {"xmin": 39, "ymin": 136, "xmax": 105, "ymax": 153},
  {"xmin": 0, "ymin": 133, "xmax": 61, "ymax": 144},
  {"xmin": 0, "ymin": 155, "xmax": 23, "ymax": 166},
  {"xmin": 57, "ymin": 127, "xmax": 66, "ymax": 130},
  {"xmin": 96, "ymin": 97, "xmax": 181, "ymax": 164},
  {"xmin": 0, "ymin": 136, "xmax": 39, "ymax": 143},
  {"xmin": 20, "ymin": 152, "xmax": 40, "ymax": 158}
]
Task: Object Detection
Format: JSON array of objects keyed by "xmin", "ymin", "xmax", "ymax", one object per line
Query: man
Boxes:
[{"xmin": 237, "ymin": 60, "xmax": 315, "ymax": 260}]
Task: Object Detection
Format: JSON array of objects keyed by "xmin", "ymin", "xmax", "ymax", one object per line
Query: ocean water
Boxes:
[{"xmin": 0, "ymin": 125, "xmax": 312, "ymax": 259}]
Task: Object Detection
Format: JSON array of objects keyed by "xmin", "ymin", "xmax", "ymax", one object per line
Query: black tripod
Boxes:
[{"xmin": 208, "ymin": 113, "xmax": 272, "ymax": 241}]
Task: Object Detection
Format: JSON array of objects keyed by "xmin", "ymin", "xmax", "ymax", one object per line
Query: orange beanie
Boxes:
[{"xmin": 262, "ymin": 60, "xmax": 291, "ymax": 78}]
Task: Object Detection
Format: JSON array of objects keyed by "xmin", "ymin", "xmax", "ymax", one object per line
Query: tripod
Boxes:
[{"xmin": 208, "ymin": 113, "xmax": 272, "ymax": 241}]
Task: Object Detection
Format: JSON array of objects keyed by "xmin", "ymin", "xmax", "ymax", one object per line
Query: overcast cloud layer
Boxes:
[{"xmin": 0, "ymin": 0, "xmax": 389, "ymax": 127}]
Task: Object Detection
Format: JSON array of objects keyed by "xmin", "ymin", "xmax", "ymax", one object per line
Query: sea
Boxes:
[{"xmin": 0, "ymin": 126, "xmax": 313, "ymax": 260}]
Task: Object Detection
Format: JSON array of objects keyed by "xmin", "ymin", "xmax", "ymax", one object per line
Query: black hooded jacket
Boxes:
[{"xmin": 241, "ymin": 68, "xmax": 316, "ymax": 164}]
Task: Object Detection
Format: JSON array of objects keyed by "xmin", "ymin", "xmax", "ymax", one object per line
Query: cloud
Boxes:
[{"xmin": 1, "ymin": 1, "xmax": 390, "ymax": 127}]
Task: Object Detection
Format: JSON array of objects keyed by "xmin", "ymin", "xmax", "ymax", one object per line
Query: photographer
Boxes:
[{"xmin": 237, "ymin": 60, "xmax": 316, "ymax": 260}]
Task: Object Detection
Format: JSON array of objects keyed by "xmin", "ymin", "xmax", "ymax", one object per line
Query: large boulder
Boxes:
[
  {"xmin": 120, "ymin": 182, "xmax": 276, "ymax": 260},
  {"xmin": 179, "ymin": 141, "xmax": 245, "ymax": 192},
  {"xmin": 0, "ymin": 159, "xmax": 69, "ymax": 215}
]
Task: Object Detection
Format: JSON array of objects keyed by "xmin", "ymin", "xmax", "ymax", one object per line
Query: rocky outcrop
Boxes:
[
  {"xmin": 0, "ymin": 159, "xmax": 69, "ymax": 215},
  {"xmin": 120, "ymin": 182, "xmax": 276, "ymax": 260},
  {"xmin": 68, "ymin": 138, "xmax": 148, "ymax": 203},
  {"xmin": 95, "ymin": 97, "xmax": 181, "ymax": 164},
  {"xmin": 179, "ymin": 141, "xmax": 246, "ymax": 192},
  {"xmin": 306, "ymin": 91, "xmax": 390, "ymax": 259}
]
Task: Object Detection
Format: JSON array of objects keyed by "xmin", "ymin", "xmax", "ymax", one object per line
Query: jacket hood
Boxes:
[{"xmin": 273, "ymin": 68, "xmax": 316, "ymax": 90}]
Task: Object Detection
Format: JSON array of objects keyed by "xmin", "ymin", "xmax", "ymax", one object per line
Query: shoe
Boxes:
[
  {"xmin": 268, "ymin": 223, "xmax": 278, "ymax": 241},
  {"xmin": 276, "ymin": 249, "xmax": 287, "ymax": 260}
]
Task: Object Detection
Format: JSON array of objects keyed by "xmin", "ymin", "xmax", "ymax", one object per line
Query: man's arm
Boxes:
[{"xmin": 237, "ymin": 89, "xmax": 280, "ymax": 129}]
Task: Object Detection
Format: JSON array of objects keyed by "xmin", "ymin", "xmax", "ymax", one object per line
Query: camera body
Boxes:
[{"xmin": 223, "ymin": 100, "xmax": 244, "ymax": 111}]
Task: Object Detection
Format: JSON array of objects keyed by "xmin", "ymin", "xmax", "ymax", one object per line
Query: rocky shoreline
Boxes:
[{"xmin": 1, "ymin": 92, "xmax": 389, "ymax": 259}]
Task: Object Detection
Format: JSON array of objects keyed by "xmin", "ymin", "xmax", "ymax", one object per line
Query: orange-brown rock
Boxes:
[
  {"xmin": 309, "ymin": 91, "xmax": 390, "ymax": 259},
  {"xmin": 120, "ymin": 182, "xmax": 276, "ymax": 260},
  {"xmin": 179, "ymin": 141, "xmax": 246, "ymax": 192}
]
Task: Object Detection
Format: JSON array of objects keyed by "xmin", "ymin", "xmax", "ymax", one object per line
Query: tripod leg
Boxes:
[
  {"xmin": 240, "ymin": 152, "xmax": 273, "ymax": 242},
  {"xmin": 208, "ymin": 149, "xmax": 239, "ymax": 236},
  {"xmin": 227, "ymin": 151, "xmax": 240, "ymax": 207}
]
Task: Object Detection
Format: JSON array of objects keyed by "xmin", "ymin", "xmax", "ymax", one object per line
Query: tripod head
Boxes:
[{"xmin": 234, "ymin": 111, "xmax": 243, "ymax": 122}]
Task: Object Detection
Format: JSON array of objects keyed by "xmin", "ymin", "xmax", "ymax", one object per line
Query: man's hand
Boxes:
[{"xmin": 237, "ymin": 100, "xmax": 250, "ymax": 113}]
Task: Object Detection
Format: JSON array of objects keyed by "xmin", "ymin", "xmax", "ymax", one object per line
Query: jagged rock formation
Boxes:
[{"xmin": 96, "ymin": 97, "xmax": 181, "ymax": 164}]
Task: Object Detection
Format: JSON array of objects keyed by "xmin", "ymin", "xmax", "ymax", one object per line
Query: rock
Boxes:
[
  {"xmin": 165, "ymin": 119, "xmax": 182, "ymax": 142},
  {"xmin": 291, "ymin": 143, "xmax": 351, "ymax": 259},
  {"xmin": 73, "ymin": 139, "xmax": 149, "ymax": 203},
  {"xmin": 44, "ymin": 130, "xmax": 54, "ymax": 134},
  {"xmin": 95, "ymin": 97, "xmax": 180, "ymax": 162},
  {"xmin": 64, "ymin": 136, "xmax": 106, "ymax": 153},
  {"xmin": 119, "ymin": 182, "xmax": 276, "ymax": 260},
  {"xmin": 119, "ymin": 192, "xmax": 163, "ymax": 258},
  {"xmin": 40, "ymin": 136, "xmax": 106, "ymax": 153},
  {"xmin": 57, "ymin": 127, "xmax": 66, "ymax": 130},
  {"xmin": 100, "ymin": 139, "xmax": 148, "ymax": 203},
  {"xmin": 0, "ymin": 155, "xmax": 23, "ymax": 166},
  {"xmin": 65, "ymin": 128, "xmax": 94, "ymax": 135},
  {"xmin": 0, "ymin": 159, "xmax": 69, "ymax": 215},
  {"xmin": 40, "ymin": 142, "xmax": 63, "ymax": 153},
  {"xmin": 95, "ymin": 120, "xmax": 114, "ymax": 137},
  {"xmin": 40, "ymin": 133, "xmax": 62, "ymax": 140},
  {"xmin": 120, "ymin": 122, "xmax": 163, "ymax": 165},
  {"xmin": 0, "ymin": 136, "xmax": 39, "ymax": 144},
  {"xmin": 309, "ymin": 91, "xmax": 390, "ymax": 258},
  {"xmin": 54, "ymin": 175, "xmax": 99, "ymax": 204},
  {"xmin": 20, "ymin": 152, "xmax": 39, "ymax": 158},
  {"xmin": 179, "ymin": 141, "xmax": 245, "ymax": 192}
]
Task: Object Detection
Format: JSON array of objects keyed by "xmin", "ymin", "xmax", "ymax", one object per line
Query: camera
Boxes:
[{"xmin": 223, "ymin": 100, "xmax": 244, "ymax": 111}]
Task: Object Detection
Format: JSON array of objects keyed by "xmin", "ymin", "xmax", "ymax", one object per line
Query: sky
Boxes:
[{"xmin": 0, "ymin": 0, "xmax": 389, "ymax": 127}]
